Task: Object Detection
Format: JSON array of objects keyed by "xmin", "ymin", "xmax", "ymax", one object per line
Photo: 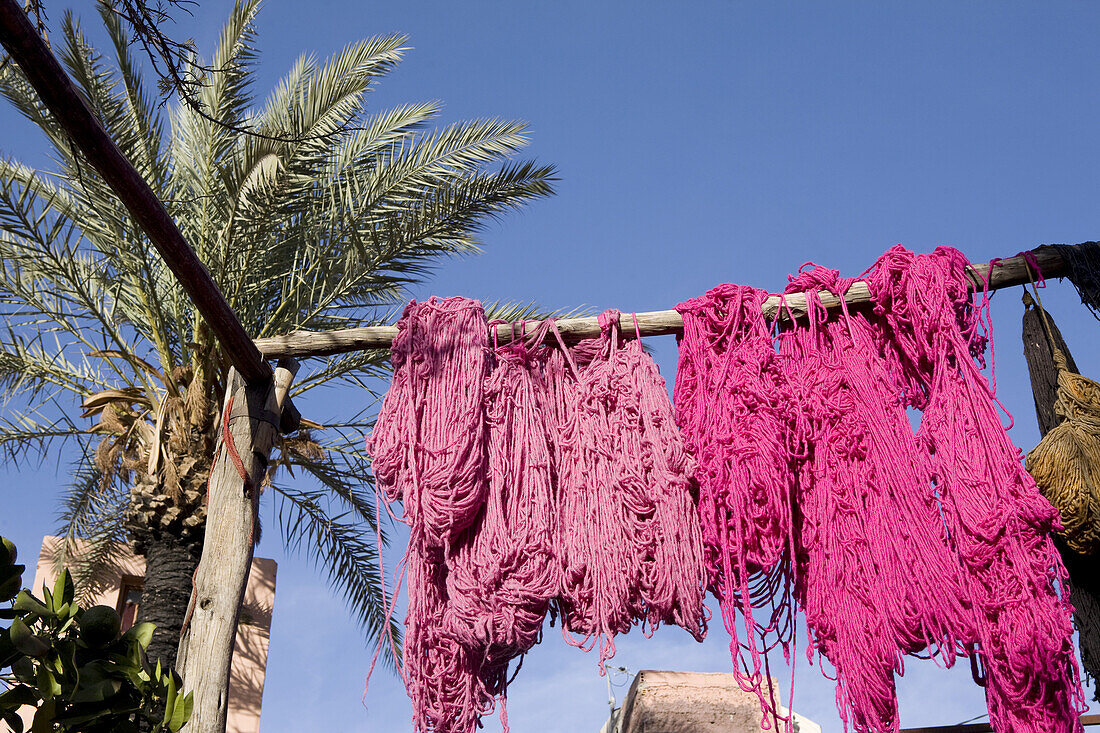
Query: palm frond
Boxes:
[
  {"xmin": 53, "ymin": 455, "xmax": 131, "ymax": 603},
  {"xmin": 98, "ymin": 2, "xmax": 169, "ymax": 192},
  {"xmin": 0, "ymin": 412, "xmax": 90, "ymax": 464},
  {"xmin": 271, "ymin": 484, "xmax": 402, "ymax": 669}
]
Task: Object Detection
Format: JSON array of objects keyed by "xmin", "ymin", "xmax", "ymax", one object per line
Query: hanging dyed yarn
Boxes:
[
  {"xmin": 369, "ymin": 301, "xmax": 706, "ymax": 733},
  {"xmin": 673, "ymin": 285, "xmax": 796, "ymax": 704},
  {"xmin": 368, "ymin": 297, "xmax": 496, "ymax": 733},
  {"xmin": 863, "ymin": 246, "xmax": 1081, "ymax": 732},
  {"xmin": 779, "ymin": 265, "xmax": 975, "ymax": 733},
  {"xmin": 674, "ymin": 246, "xmax": 1084, "ymax": 733},
  {"xmin": 369, "ymin": 297, "xmax": 490, "ymax": 550},
  {"xmin": 444, "ymin": 330, "xmax": 560, "ymax": 700},
  {"xmin": 549, "ymin": 310, "xmax": 706, "ymax": 668}
]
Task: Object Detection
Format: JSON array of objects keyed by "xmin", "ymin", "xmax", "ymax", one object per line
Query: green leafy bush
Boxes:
[{"xmin": 0, "ymin": 537, "xmax": 191, "ymax": 732}]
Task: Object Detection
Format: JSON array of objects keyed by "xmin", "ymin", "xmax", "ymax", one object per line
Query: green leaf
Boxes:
[
  {"xmin": 122, "ymin": 621, "xmax": 154, "ymax": 650},
  {"xmin": 29, "ymin": 697, "xmax": 54, "ymax": 733},
  {"xmin": 57, "ymin": 613, "xmax": 75, "ymax": 634},
  {"xmin": 169, "ymin": 690, "xmax": 193, "ymax": 731},
  {"xmin": 0, "ymin": 564, "xmax": 22, "ymax": 601},
  {"xmin": 68, "ymin": 676, "xmax": 122, "ymax": 703},
  {"xmin": 53, "ymin": 568, "xmax": 74, "ymax": 607},
  {"xmin": 161, "ymin": 671, "xmax": 176, "ymax": 726},
  {"xmin": 12, "ymin": 590, "xmax": 49, "ymax": 618},
  {"xmin": 36, "ymin": 664, "xmax": 61, "ymax": 699},
  {"xmin": 10, "ymin": 655, "xmax": 34, "ymax": 682},
  {"xmin": 0, "ymin": 627, "xmax": 16, "ymax": 666},
  {"xmin": 9, "ymin": 617, "xmax": 49, "ymax": 657},
  {"xmin": 0, "ymin": 684, "xmax": 38, "ymax": 710}
]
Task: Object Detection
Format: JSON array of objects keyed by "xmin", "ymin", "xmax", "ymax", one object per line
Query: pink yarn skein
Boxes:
[
  {"xmin": 864, "ymin": 246, "xmax": 1083, "ymax": 732},
  {"xmin": 550, "ymin": 310, "xmax": 707, "ymax": 669},
  {"xmin": 444, "ymin": 334, "xmax": 560, "ymax": 693},
  {"xmin": 369, "ymin": 297, "xmax": 490, "ymax": 550},
  {"xmin": 370, "ymin": 301, "xmax": 706, "ymax": 733},
  {"xmin": 780, "ymin": 265, "xmax": 976, "ymax": 733},
  {"xmin": 674, "ymin": 284, "xmax": 798, "ymax": 709},
  {"xmin": 368, "ymin": 297, "xmax": 496, "ymax": 733}
]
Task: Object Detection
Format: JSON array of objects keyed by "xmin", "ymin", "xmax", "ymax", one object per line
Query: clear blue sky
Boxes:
[{"xmin": 3, "ymin": 1, "xmax": 1100, "ymax": 731}]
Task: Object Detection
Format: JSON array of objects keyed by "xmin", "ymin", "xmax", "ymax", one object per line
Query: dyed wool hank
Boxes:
[
  {"xmin": 444, "ymin": 333, "xmax": 560, "ymax": 697},
  {"xmin": 780, "ymin": 265, "xmax": 975, "ymax": 733},
  {"xmin": 369, "ymin": 300, "xmax": 706, "ymax": 733},
  {"xmin": 673, "ymin": 284, "xmax": 797, "ymax": 707},
  {"xmin": 866, "ymin": 247, "xmax": 1082, "ymax": 732},
  {"xmin": 368, "ymin": 297, "xmax": 496, "ymax": 733},
  {"xmin": 549, "ymin": 311, "xmax": 706, "ymax": 668}
]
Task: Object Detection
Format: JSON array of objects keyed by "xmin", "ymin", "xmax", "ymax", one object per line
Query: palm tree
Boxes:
[{"xmin": 0, "ymin": 0, "xmax": 554, "ymax": 670}]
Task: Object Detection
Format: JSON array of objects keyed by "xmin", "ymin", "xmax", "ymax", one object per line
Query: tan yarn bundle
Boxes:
[{"xmin": 1026, "ymin": 290, "xmax": 1100, "ymax": 555}]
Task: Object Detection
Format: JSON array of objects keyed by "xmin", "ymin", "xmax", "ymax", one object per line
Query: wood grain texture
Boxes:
[
  {"xmin": 254, "ymin": 247, "xmax": 1069, "ymax": 358},
  {"xmin": 176, "ymin": 361, "xmax": 298, "ymax": 733},
  {"xmin": 0, "ymin": 0, "xmax": 270, "ymax": 383}
]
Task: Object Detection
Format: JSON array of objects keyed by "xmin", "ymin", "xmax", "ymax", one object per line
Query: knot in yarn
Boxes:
[{"xmin": 785, "ymin": 262, "xmax": 841, "ymax": 293}]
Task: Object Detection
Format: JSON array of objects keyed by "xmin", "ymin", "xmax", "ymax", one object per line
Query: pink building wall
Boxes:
[{"xmin": 2, "ymin": 537, "xmax": 276, "ymax": 733}]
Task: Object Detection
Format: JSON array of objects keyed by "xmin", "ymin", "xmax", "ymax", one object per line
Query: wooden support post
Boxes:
[{"xmin": 176, "ymin": 359, "xmax": 298, "ymax": 733}]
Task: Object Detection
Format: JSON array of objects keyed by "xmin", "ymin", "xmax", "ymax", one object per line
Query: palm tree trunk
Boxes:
[{"xmin": 138, "ymin": 532, "xmax": 202, "ymax": 672}]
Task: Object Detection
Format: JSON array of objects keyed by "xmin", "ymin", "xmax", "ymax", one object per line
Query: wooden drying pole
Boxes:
[
  {"xmin": 0, "ymin": 4, "xmax": 296, "ymax": 732},
  {"xmin": 254, "ymin": 245, "xmax": 1070, "ymax": 359},
  {"xmin": 898, "ymin": 712, "xmax": 1100, "ymax": 732}
]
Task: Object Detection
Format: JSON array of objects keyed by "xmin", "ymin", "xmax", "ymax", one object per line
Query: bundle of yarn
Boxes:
[
  {"xmin": 675, "ymin": 246, "xmax": 1084, "ymax": 733},
  {"xmin": 674, "ymin": 284, "xmax": 796, "ymax": 699},
  {"xmin": 550, "ymin": 311, "xmax": 706, "ymax": 668},
  {"xmin": 369, "ymin": 298, "xmax": 705, "ymax": 733},
  {"xmin": 1021, "ymin": 289, "xmax": 1100, "ymax": 696},
  {"xmin": 867, "ymin": 247, "xmax": 1080, "ymax": 732},
  {"xmin": 1026, "ymin": 335, "xmax": 1100, "ymax": 556},
  {"xmin": 368, "ymin": 297, "xmax": 497, "ymax": 733},
  {"xmin": 779, "ymin": 264, "xmax": 977, "ymax": 733}
]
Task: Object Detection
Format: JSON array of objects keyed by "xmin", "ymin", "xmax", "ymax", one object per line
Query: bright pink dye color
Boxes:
[{"xmin": 675, "ymin": 247, "xmax": 1084, "ymax": 733}]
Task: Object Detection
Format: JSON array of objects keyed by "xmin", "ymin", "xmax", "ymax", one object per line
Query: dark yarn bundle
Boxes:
[
  {"xmin": 1022, "ymin": 291, "xmax": 1100, "ymax": 700},
  {"xmin": 1023, "ymin": 291, "xmax": 1080, "ymax": 437},
  {"xmin": 1045, "ymin": 242, "xmax": 1100, "ymax": 320}
]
